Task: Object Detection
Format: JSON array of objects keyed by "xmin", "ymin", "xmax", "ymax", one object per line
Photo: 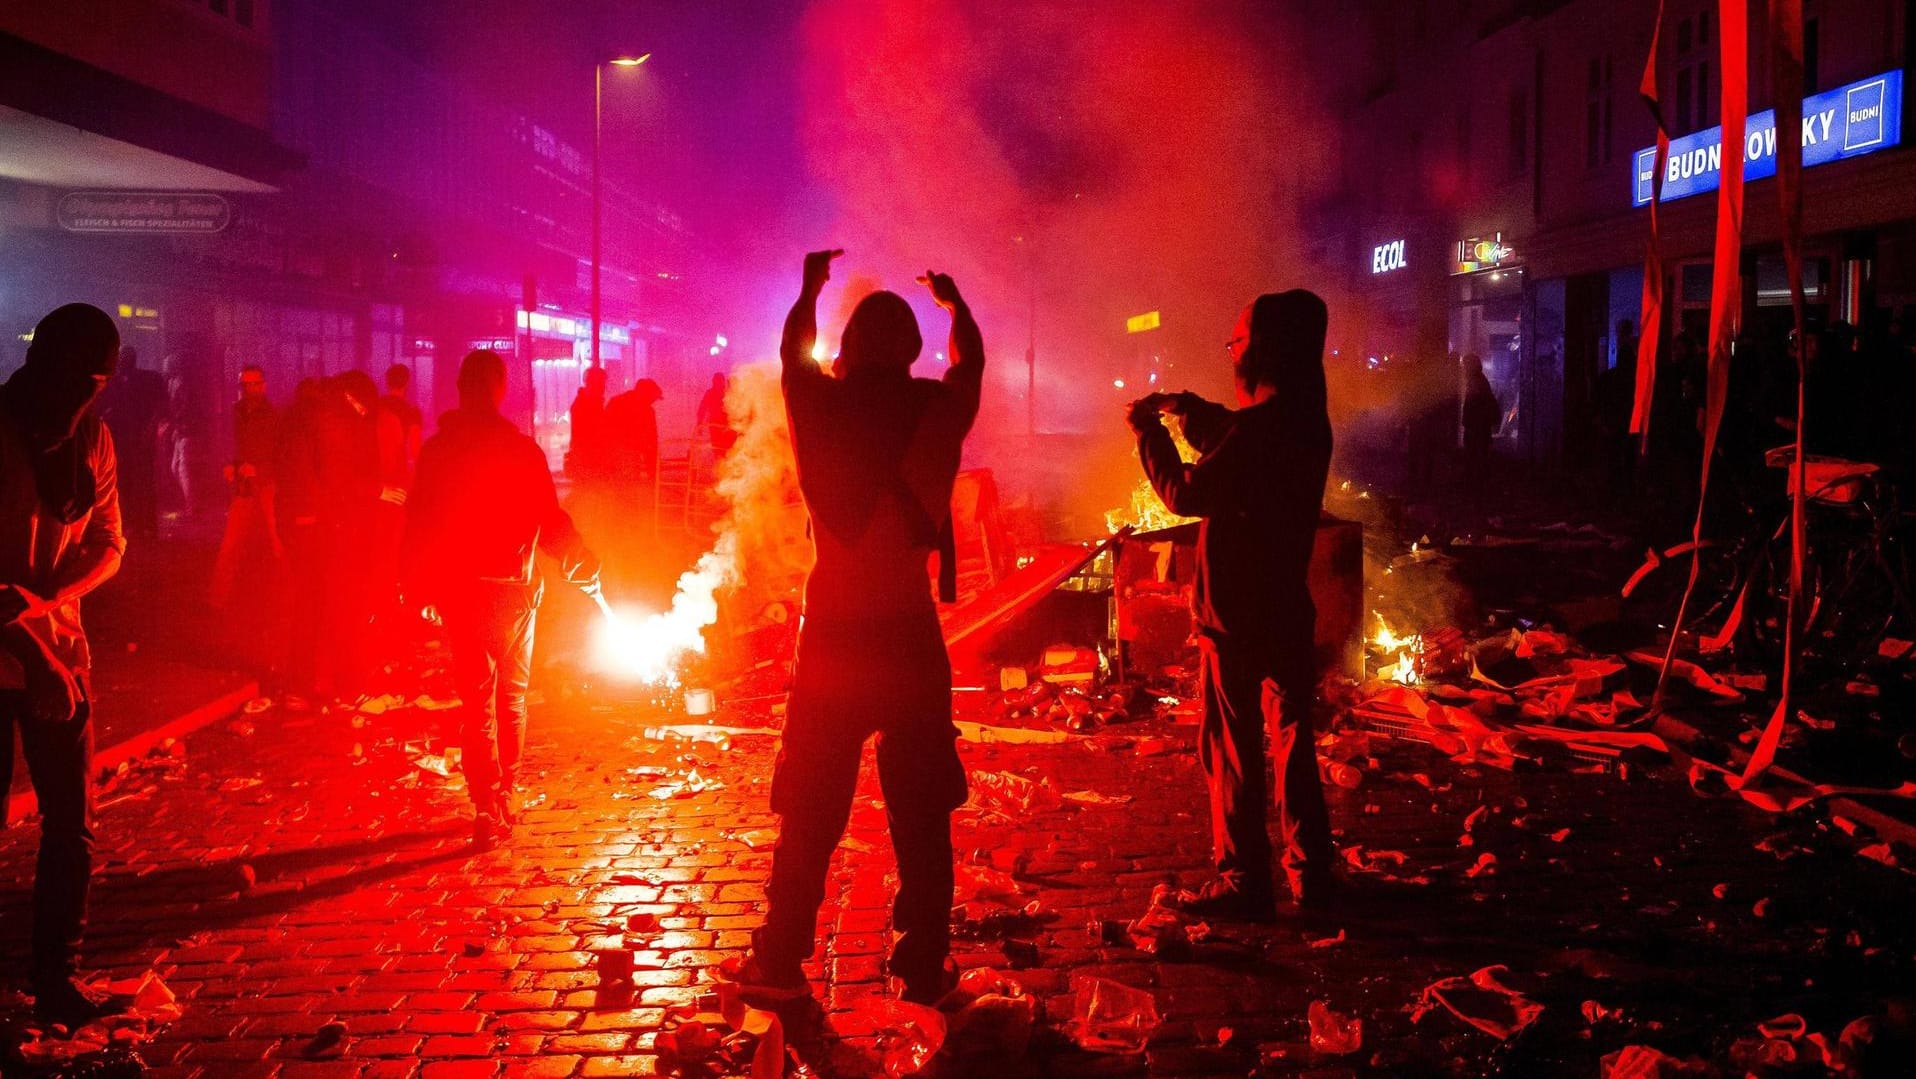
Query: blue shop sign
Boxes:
[{"xmin": 1632, "ymin": 69, "xmax": 1903, "ymax": 206}]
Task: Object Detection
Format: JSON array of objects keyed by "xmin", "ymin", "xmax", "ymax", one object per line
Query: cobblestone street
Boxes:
[{"xmin": 3, "ymin": 678, "xmax": 1913, "ymax": 1078}]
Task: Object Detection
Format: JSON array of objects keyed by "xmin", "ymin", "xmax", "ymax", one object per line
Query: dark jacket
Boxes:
[
  {"xmin": 1139, "ymin": 394, "xmax": 1331, "ymax": 648},
  {"xmin": 403, "ymin": 407, "xmax": 597, "ymax": 597}
]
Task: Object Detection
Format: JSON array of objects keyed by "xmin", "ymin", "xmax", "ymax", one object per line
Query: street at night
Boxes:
[{"xmin": 6, "ymin": 1, "xmax": 1916, "ymax": 1077}]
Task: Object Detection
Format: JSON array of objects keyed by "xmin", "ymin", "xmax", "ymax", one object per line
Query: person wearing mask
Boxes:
[
  {"xmin": 403, "ymin": 350, "xmax": 600, "ymax": 846},
  {"xmin": 730, "ymin": 250, "xmax": 981, "ymax": 1006},
  {"xmin": 1127, "ymin": 289, "xmax": 1336, "ymax": 920},
  {"xmin": 0, "ymin": 303, "xmax": 126, "ymax": 1025}
]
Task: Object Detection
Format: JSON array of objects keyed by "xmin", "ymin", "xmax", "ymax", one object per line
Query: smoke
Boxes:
[
  {"xmin": 791, "ymin": 0, "xmax": 1334, "ymax": 525},
  {"xmin": 596, "ymin": 359, "xmax": 806, "ymax": 683}
]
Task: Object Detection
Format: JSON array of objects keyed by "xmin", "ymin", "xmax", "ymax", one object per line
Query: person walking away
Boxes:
[
  {"xmin": 696, "ymin": 371, "xmax": 739, "ymax": 460},
  {"xmin": 95, "ymin": 345, "xmax": 164, "ymax": 541},
  {"xmin": 369, "ymin": 365, "xmax": 422, "ymax": 657},
  {"xmin": 1460, "ymin": 353, "xmax": 1501, "ymax": 504},
  {"xmin": 1127, "ymin": 289, "xmax": 1336, "ymax": 920},
  {"xmin": 403, "ymin": 350, "xmax": 600, "ymax": 846},
  {"xmin": 211, "ymin": 365, "xmax": 284, "ymax": 679},
  {"xmin": 731, "ymin": 250, "xmax": 981, "ymax": 1006},
  {"xmin": 0, "ymin": 303, "xmax": 126, "ymax": 1025},
  {"xmin": 602, "ymin": 377, "xmax": 663, "ymax": 583}
]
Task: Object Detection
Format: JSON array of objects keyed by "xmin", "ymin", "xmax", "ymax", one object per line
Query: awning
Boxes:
[{"xmin": 0, "ymin": 31, "xmax": 301, "ymax": 193}]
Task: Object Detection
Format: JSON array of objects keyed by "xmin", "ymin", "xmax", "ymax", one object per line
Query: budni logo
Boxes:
[{"xmin": 1844, "ymin": 79, "xmax": 1888, "ymax": 151}]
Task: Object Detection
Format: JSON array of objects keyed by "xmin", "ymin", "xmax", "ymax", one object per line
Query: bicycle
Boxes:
[{"xmin": 1621, "ymin": 447, "xmax": 1916, "ymax": 678}]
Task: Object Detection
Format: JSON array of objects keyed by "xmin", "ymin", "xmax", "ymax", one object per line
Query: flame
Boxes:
[
  {"xmin": 1369, "ymin": 611, "xmax": 1422, "ymax": 685},
  {"xmin": 595, "ymin": 545, "xmax": 732, "ymax": 685},
  {"xmin": 1106, "ymin": 412, "xmax": 1200, "ymax": 533}
]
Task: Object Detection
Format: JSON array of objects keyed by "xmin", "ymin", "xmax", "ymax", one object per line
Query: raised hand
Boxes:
[
  {"xmin": 1126, "ymin": 394, "xmax": 1172, "ymax": 433},
  {"xmin": 915, "ymin": 270, "xmax": 963, "ymax": 311},
  {"xmin": 802, "ymin": 249, "xmax": 844, "ymax": 294}
]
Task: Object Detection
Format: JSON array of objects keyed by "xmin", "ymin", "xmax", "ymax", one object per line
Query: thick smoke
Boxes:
[{"xmin": 791, "ymin": 0, "xmax": 1332, "ymax": 526}]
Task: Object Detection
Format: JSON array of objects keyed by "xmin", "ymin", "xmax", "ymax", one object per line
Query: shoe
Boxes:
[
  {"xmin": 717, "ymin": 953, "xmax": 811, "ymax": 1005},
  {"xmin": 1165, "ymin": 876, "xmax": 1278, "ymax": 924},
  {"xmin": 471, "ymin": 809, "xmax": 507, "ymax": 849},
  {"xmin": 893, "ymin": 958, "xmax": 959, "ymax": 1007},
  {"xmin": 33, "ymin": 977, "xmax": 118, "ymax": 1028}
]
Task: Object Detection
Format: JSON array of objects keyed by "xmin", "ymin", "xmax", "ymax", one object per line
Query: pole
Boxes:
[
  {"xmin": 1026, "ymin": 244, "xmax": 1036, "ymax": 438},
  {"xmin": 591, "ymin": 63, "xmax": 603, "ymax": 377}
]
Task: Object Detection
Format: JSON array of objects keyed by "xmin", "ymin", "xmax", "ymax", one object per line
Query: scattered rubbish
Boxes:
[
  {"xmin": 354, "ymin": 693, "xmax": 408, "ymax": 715},
  {"xmin": 968, "ymin": 770, "xmax": 1065, "ymax": 815},
  {"xmin": 683, "ymin": 687, "xmax": 717, "ymax": 715},
  {"xmin": 1070, "ymin": 974, "xmax": 1159, "ymax": 1054},
  {"xmin": 1413, "ymin": 965, "xmax": 1544, "ymax": 1040},
  {"xmin": 953, "ymin": 720, "xmax": 1081, "ymax": 746},
  {"xmin": 241, "ymin": 696, "xmax": 273, "ymax": 715},
  {"xmin": 216, "ymin": 777, "xmax": 263, "ymax": 793},
  {"xmin": 876, "ymin": 1000, "xmax": 947, "ymax": 1077},
  {"xmin": 412, "ymin": 748, "xmax": 462, "ymax": 778},
  {"xmin": 1307, "ymin": 1000, "xmax": 1363, "ymax": 1055},
  {"xmin": 1062, "ymin": 789, "xmax": 1132, "ymax": 806},
  {"xmin": 1601, "ymin": 1045, "xmax": 1707, "ymax": 1078},
  {"xmin": 999, "ymin": 666, "xmax": 1029, "ymax": 691},
  {"xmin": 304, "ymin": 1019, "xmax": 348, "ymax": 1057},
  {"xmin": 1307, "ymin": 928, "xmax": 1346, "ymax": 949}
]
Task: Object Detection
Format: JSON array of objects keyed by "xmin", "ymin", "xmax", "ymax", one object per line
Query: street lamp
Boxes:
[{"xmin": 593, "ymin": 53, "xmax": 650, "ymax": 378}]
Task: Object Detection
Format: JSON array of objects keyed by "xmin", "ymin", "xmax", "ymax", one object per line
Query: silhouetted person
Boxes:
[
  {"xmin": 96, "ymin": 345, "xmax": 164, "ymax": 540},
  {"xmin": 697, "ymin": 372, "xmax": 739, "ymax": 455},
  {"xmin": 1129, "ymin": 289, "xmax": 1335, "ymax": 920},
  {"xmin": 1460, "ymin": 353, "xmax": 1500, "ymax": 495},
  {"xmin": 606, "ymin": 377, "xmax": 663, "ymax": 486},
  {"xmin": 567, "ymin": 365, "xmax": 610, "ymax": 483},
  {"xmin": 212, "ymin": 365, "xmax": 283, "ymax": 677},
  {"xmin": 0, "ymin": 303, "xmax": 126, "ymax": 1025},
  {"xmin": 316, "ymin": 371, "xmax": 398, "ymax": 703},
  {"xmin": 403, "ymin": 350, "xmax": 600, "ymax": 846},
  {"xmin": 377, "ymin": 364, "xmax": 424, "ymax": 480},
  {"xmin": 1595, "ymin": 326, "xmax": 1639, "ymax": 497},
  {"xmin": 736, "ymin": 250, "xmax": 981, "ymax": 1005},
  {"xmin": 163, "ymin": 349, "xmax": 216, "ymax": 517},
  {"xmin": 276, "ymin": 376, "xmax": 328, "ymax": 707}
]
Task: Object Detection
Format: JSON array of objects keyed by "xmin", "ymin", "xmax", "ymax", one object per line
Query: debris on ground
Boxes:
[
  {"xmin": 1306, "ymin": 999, "xmax": 1363, "ymax": 1055},
  {"xmin": 1411, "ymin": 965, "xmax": 1544, "ymax": 1040},
  {"xmin": 1069, "ymin": 974, "xmax": 1159, "ymax": 1054}
]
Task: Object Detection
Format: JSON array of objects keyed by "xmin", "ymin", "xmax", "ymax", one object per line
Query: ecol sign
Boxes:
[
  {"xmin": 1632, "ymin": 69, "xmax": 1903, "ymax": 206},
  {"xmin": 1371, "ymin": 239, "xmax": 1407, "ymax": 274}
]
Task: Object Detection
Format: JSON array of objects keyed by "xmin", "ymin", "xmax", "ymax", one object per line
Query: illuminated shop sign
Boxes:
[
  {"xmin": 1452, "ymin": 234, "xmax": 1516, "ymax": 275},
  {"xmin": 1632, "ymin": 69, "xmax": 1903, "ymax": 206},
  {"xmin": 1125, "ymin": 310, "xmax": 1161, "ymax": 333},
  {"xmin": 58, "ymin": 191, "xmax": 231, "ymax": 233},
  {"xmin": 1371, "ymin": 239, "xmax": 1407, "ymax": 274}
]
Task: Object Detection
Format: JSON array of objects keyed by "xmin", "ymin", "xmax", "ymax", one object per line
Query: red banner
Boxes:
[
  {"xmin": 1631, "ymin": 0, "xmax": 1670, "ymax": 438},
  {"xmin": 1657, "ymin": 0, "xmax": 1749, "ymax": 704},
  {"xmin": 1743, "ymin": 0, "xmax": 1808, "ymax": 786}
]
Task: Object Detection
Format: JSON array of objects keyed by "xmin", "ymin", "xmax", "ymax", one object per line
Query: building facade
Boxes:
[{"xmin": 1303, "ymin": 0, "xmax": 1915, "ymax": 464}]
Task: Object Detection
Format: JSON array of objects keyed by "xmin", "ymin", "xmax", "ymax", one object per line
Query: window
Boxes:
[
  {"xmin": 1586, "ymin": 54, "xmax": 1614, "ymax": 168},
  {"xmin": 1674, "ymin": 12, "xmax": 1713, "ymax": 134},
  {"xmin": 209, "ymin": 0, "xmax": 227, "ymax": 14},
  {"xmin": 1508, "ymin": 88, "xmax": 1529, "ymax": 178},
  {"xmin": 1804, "ymin": 17, "xmax": 1819, "ymax": 92}
]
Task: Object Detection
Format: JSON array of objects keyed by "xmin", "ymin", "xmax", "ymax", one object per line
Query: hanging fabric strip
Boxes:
[
  {"xmin": 1657, "ymin": 0, "xmax": 1749, "ymax": 703},
  {"xmin": 1742, "ymin": 0, "xmax": 1809, "ymax": 786},
  {"xmin": 1631, "ymin": 0, "xmax": 1670, "ymax": 439}
]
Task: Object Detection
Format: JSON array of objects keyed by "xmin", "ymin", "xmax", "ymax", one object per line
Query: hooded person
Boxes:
[
  {"xmin": 605, "ymin": 376, "xmax": 664, "ymax": 485},
  {"xmin": 402, "ymin": 350, "xmax": 600, "ymax": 846},
  {"xmin": 0, "ymin": 303, "xmax": 127, "ymax": 1025},
  {"xmin": 728, "ymin": 250, "xmax": 982, "ymax": 1006},
  {"xmin": 1126, "ymin": 289, "xmax": 1336, "ymax": 920}
]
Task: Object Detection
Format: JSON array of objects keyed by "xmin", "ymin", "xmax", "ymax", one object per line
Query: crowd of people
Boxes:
[{"xmin": 3, "ymin": 266, "xmax": 1351, "ymax": 1026}]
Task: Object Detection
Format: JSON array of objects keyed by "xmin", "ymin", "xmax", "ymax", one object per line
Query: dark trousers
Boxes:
[
  {"xmin": 1, "ymin": 686, "xmax": 95, "ymax": 988},
  {"xmin": 283, "ymin": 520, "xmax": 324, "ymax": 697},
  {"xmin": 442, "ymin": 582, "xmax": 537, "ymax": 811},
  {"xmin": 1197, "ymin": 633, "xmax": 1332, "ymax": 895},
  {"xmin": 757, "ymin": 616, "xmax": 966, "ymax": 986}
]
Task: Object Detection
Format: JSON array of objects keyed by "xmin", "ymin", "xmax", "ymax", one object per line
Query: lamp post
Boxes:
[{"xmin": 593, "ymin": 54, "xmax": 649, "ymax": 378}]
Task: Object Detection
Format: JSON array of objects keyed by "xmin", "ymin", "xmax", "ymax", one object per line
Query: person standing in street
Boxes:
[
  {"xmin": 696, "ymin": 372, "xmax": 739, "ymax": 458},
  {"xmin": 0, "ymin": 303, "xmax": 126, "ymax": 1025},
  {"xmin": 732, "ymin": 250, "xmax": 981, "ymax": 1006},
  {"xmin": 1460, "ymin": 353, "xmax": 1501, "ymax": 501},
  {"xmin": 403, "ymin": 349, "xmax": 600, "ymax": 846},
  {"xmin": 96, "ymin": 345, "xmax": 164, "ymax": 541},
  {"xmin": 1127, "ymin": 289, "xmax": 1337, "ymax": 920},
  {"xmin": 211, "ymin": 365, "xmax": 283, "ymax": 680}
]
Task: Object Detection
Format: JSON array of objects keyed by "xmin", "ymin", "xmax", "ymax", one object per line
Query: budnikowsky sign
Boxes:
[
  {"xmin": 1632, "ymin": 69, "xmax": 1904, "ymax": 206},
  {"xmin": 57, "ymin": 191, "xmax": 232, "ymax": 234}
]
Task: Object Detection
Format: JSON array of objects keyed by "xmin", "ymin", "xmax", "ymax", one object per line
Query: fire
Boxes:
[
  {"xmin": 595, "ymin": 526, "xmax": 734, "ymax": 686},
  {"xmin": 1369, "ymin": 611, "xmax": 1422, "ymax": 685},
  {"xmin": 1104, "ymin": 477, "xmax": 1198, "ymax": 534}
]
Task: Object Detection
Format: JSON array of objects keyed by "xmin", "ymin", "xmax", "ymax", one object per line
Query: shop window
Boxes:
[
  {"xmin": 1803, "ymin": 17, "xmax": 1819, "ymax": 93},
  {"xmin": 1674, "ymin": 13, "xmax": 1713, "ymax": 134}
]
